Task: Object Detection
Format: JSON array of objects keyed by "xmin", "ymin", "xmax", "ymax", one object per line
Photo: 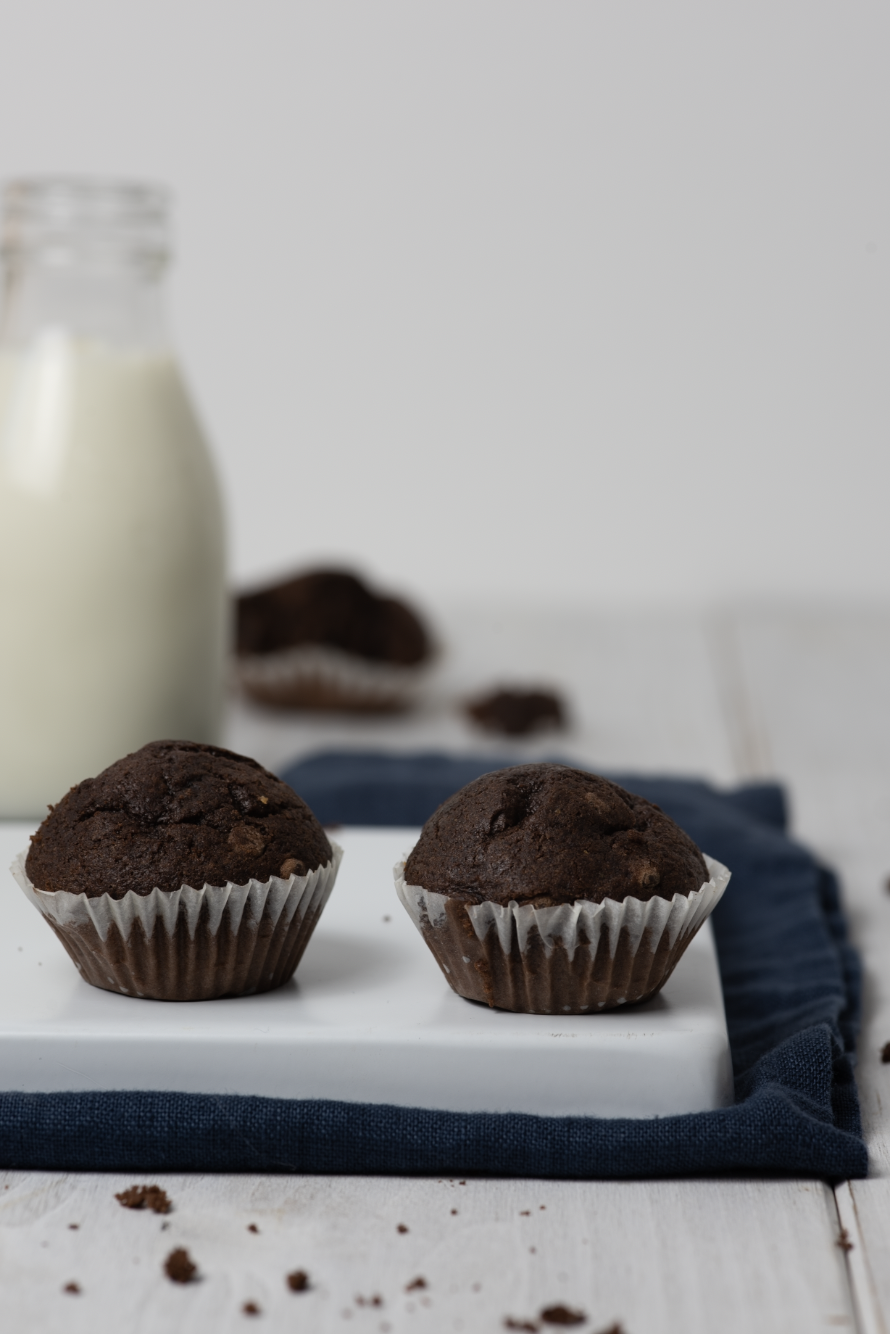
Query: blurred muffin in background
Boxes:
[
  {"xmin": 235, "ymin": 568, "xmax": 433, "ymax": 711},
  {"xmin": 466, "ymin": 687, "xmax": 565, "ymax": 736}
]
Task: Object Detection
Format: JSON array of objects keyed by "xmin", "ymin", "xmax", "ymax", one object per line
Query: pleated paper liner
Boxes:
[
  {"xmin": 394, "ymin": 852, "xmax": 731, "ymax": 1014},
  {"xmin": 236, "ymin": 643, "xmax": 431, "ymax": 711},
  {"xmin": 11, "ymin": 843, "xmax": 343, "ymax": 1002}
]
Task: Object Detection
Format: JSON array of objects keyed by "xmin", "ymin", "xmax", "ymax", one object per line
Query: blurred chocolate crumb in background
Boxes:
[
  {"xmin": 235, "ymin": 568, "xmax": 432, "ymax": 711},
  {"xmin": 466, "ymin": 688, "xmax": 565, "ymax": 736}
]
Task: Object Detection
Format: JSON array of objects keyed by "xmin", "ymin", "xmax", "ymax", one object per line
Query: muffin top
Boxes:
[
  {"xmin": 403, "ymin": 763, "xmax": 707, "ymax": 906},
  {"xmin": 236, "ymin": 569, "xmax": 430, "ymax": 666},
  {"xmin": 25, "ymin": 740, "xmax": 332, "ymax": 899}
]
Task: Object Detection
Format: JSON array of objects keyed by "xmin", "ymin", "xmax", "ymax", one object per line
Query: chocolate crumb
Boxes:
[
  {"xmin": 356, "ymin": 1294, "xmax": 383, "ymax": 1307},
  {"xmin": 837, "ymin": 1228, "xmax": 854, "ymax": 1253},
  {"xmin": 68, "ymin": 1224, "xmax": 79, "ymax": 1230},
  {"xmin": 459, "ymin": 1180, "xmax": 466, "ymax": 1185},
  {"xmin": 540, "ymin": 1205, "xmax": 546, "ymax": 1210},
  {"xmin": 881, "ymin": 1042, "xmax": 890, "ymax": 1063},
  {"xmin": 116, "ymin": 1184, "xmax": 172, "ymax": 1215},
  {"xmin": 530, "ymin": 1247, "xmax": 537, "ymax": 1254},
  {"xmin": 467, "ymin": 688, "xmax": 564, "ymax": 736},
  {"xmin": 504, "ymin": 1320, "xmax": 538, "ymax": 1332},
  {"xmin": 247, "ymin": 1223, "xmax": 260, "ymax": 1234},
  {"xmin": 243, "ymin": 1301, "xmax": 261, "ymax": 1316},
  {"xmin": 406, "ymin": 1277, "xmax": 427, "ymax": 1291},
  {"xmin": 63, "ymin": 1282, "xmax": 81, "ymax": 1295},
  {"xmin": 540, "ymin": 1306, "xmax": 587, "ymax": 1327},
  {"xmin": 451, "ymin": 1209, "xmax": 458, "ymax": 1215},
  {"xmin": 287, "ymin": 1270, "xmax": 310, "ymax": 1292},
  {"xmin": 520, "ymin": 1210, "xmax": 531, "ymax": 1216},
  {"xmin": 397, "ymin": 1223, "xmax": 409, "ymax": 1233},
  {"xmin": 164, "ymin": 1247, "xmax": 198, "ymax": 1283}
]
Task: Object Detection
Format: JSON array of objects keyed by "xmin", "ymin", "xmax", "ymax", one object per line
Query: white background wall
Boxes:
[{"xmin": 0, "ymin": 1, "xmax": 887, "ymax": 609}]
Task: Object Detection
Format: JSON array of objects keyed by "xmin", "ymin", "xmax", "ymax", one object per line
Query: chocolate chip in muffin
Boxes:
[{"xmin": 227, "ymin": 824, "xmax": 266, "ymax": 857}]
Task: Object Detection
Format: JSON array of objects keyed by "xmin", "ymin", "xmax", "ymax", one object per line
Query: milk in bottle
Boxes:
[{"xmin": 0, "ymin": 180, "xmax": 227, "ymax": 817}]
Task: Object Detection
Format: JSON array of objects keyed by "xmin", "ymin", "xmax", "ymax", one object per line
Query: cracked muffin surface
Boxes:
[
  {"xmin": 25, "ymin": 739, "xmax": 331, "ymax": 898},
  {"xmin": 403, "ymin": 762, "xmax": 707, "ymax": 906}
]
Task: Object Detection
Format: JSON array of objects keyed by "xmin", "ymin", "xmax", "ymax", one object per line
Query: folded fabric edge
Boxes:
[{"xmin": 0, "ymin": 1077, "xmax": 868, "ymax": 1182}]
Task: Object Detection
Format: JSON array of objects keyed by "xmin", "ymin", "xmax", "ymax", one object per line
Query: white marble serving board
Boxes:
[{"xmin": 0, "ymin": 823, "xmax": 732, "ymax": 1118}]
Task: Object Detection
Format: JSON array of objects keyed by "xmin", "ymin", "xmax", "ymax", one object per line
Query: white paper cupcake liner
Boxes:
[
  {"xmin": 12, "ymin": 841, "xmax": 343, "ymax": 1002},
  {"xmin": 394, "ymin": 852, "xmax": 730, "ymax": 1013},
  {"xmin": 236, "ymin": 643, "xmax": 430, "ymax": 711}
]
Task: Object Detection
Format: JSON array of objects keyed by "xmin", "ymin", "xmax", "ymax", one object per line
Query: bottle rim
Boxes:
[{"xmin": 2, "ymin": 177, "xmax": 170, "ymax": 267}]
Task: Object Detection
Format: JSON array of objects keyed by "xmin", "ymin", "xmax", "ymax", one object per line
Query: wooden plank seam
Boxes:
[{"xmin": 834, "ymin": 1181, "xmax": 886, "ymax": 1334}]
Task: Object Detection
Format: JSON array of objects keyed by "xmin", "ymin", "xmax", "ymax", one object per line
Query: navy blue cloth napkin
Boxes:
[{"xmin": 0, "ymin": 752, "xmax": 866, "ymax": 1179}]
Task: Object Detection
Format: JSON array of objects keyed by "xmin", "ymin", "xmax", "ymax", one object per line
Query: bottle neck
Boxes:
[
  {"xmin": 1, "ymin": 255, "xmax": 168, "ymax": 349},
  {"xmin": 0, "ymin": 178, "xmax": 171, "ymax": 351}
]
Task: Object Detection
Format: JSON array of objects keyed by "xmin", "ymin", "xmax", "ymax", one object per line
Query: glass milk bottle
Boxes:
[{"xmin": 0, "ymin": 180, "xmax": 227, "ymax": 817}]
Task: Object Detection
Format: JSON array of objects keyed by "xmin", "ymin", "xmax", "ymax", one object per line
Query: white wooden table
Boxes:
[{"xmin": 2, "ymin": 602, "xmax": 889, "ymax": 1334}]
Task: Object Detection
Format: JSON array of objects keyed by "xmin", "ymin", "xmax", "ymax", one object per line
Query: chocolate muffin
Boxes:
[
  {"xmin": 14, "ymin": 741, "xmax": 342, "ymax": 1002},
  {"xmin": 395, "ymin": 763, "xmax": 730, "ymax": 1014},
  {"xmin": 235, "ymin": 569, "xmax": 432, "ymax": 710}
]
